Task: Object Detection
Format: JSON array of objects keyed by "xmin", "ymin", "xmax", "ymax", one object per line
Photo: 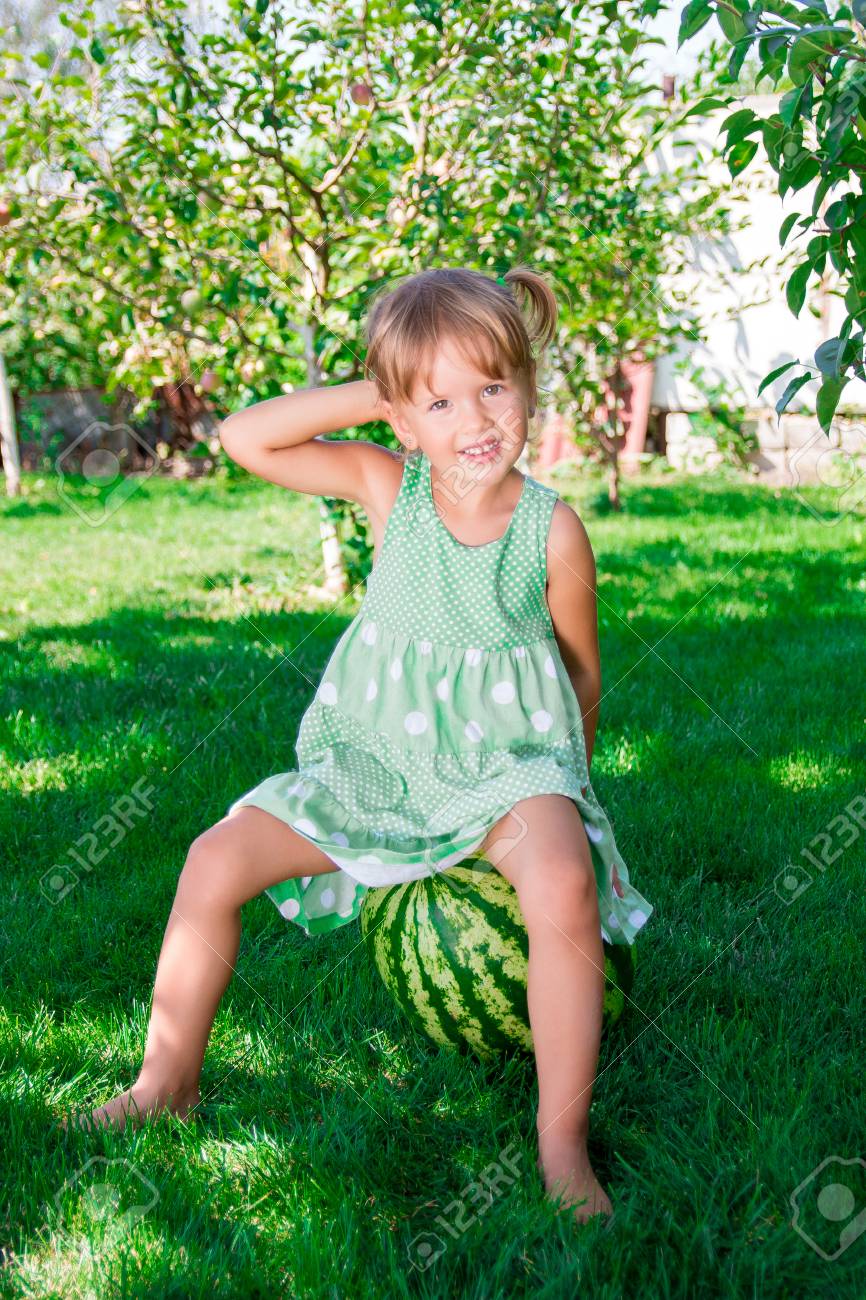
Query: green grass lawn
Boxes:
[{"xmin": 1, "ymin": 461, "xmax": 864, "ymax": 1298}]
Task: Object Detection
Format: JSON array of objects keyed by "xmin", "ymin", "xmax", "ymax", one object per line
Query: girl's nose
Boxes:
[{"xmin": 462, "ymin": 406, "xmax": 494, "ymax": 435}]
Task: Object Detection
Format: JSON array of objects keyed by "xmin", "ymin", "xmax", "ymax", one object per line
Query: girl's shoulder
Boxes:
[{"xmin": 358, "ymin": 443, "xmax": 407, "ymax": 531}]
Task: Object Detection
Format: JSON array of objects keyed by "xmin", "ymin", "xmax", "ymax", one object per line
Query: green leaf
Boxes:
[
  {"xmin": 89, "ymin": 37, "xmax": 106, "ymax": 64},
  {"xmin": 791, "ymin": 21, "xmax": 854, "ymax": 41},
  {"xmin": 779, "ymin": 211, "xmax": 801, "ymax": 245},
  {"xmin": 786, "ymin": 259, "xmax": 813, "ymax": 316},
  {"xmin": 811, "ymin": 172, "xmax": 834, "ymax": 218},
  {"xmin": 681, "ymin": 96, "xmax": 732, "ymax": 119},
  {"xmin": 678, "ymin": 0, "xmax": 714, "ymax": 45},
  {"xmin": 717, "ymin": 0, "xmax": 749, "ymax": 42},
  {"xmin": 788, "ymin": 28, "xmax": 852, "ymax": 85},
  {"xmin": 785, "ymin": 156, "xmax": 820, "ymax": 195},
  {"xmin": 775, "ymin": 371, "xmax": 812, "ymax": 415},
  {"xmin": 779, "ymin": 82, "xmax": 814, "ymax": 127},
  {"xmin": 816, "ymin": 375, "xmax": 847, "ymax": 432},
  {"xmin": 814, "ymin": 335, "xmax": 844, "ymax": 376},
  {"xmin": 728, "ymin": 138, "xmax": 759, "ymax": 176},
  {"xmin": 758, "ymin": 359, "xmax": 797, "ymax": 395},
  {"xmin": 727, "ymin": 38, "xmax": 752, "ymax": 81},
  {"xmin": 849, "ymin": 224, "xmax": 866, "ymax": 264},
  {"xmin": 824, "ymin": 197, "xmax": 850, "ymax": 230},
  {"xmin": 720, "ymin": 107, "xmax": 760, "ymax": 142},
  {"xmin": 844, "ymin": 283, "xmax": 866, "ymax": 318},
  {"xmin": 91, "ymin": 186, "xmax": 122, "ymax": 211}
]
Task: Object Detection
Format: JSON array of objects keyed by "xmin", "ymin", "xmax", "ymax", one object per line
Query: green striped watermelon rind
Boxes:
[{"xmin": 359, "ymin": 855, "xmax": 637, "ymax": 1060}]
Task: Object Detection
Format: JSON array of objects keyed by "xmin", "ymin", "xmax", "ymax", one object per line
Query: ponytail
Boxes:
[{"xmin": 499, "ymin": 265, "xmax": 558, "ymax": 352}]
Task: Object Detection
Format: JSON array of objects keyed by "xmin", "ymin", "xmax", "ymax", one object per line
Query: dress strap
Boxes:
[{"xmin": 525, "ymin": 474, "xmax": 559, "ymax": 616}]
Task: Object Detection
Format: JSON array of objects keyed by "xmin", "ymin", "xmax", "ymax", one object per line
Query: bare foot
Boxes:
[
  {"xmin": 536, "ymin": 1140, "xmax": 613, "ymax": 1224},
  {"xmin": 59, "ymin": 1081, "xmax": 201, "ymax": 1134}
]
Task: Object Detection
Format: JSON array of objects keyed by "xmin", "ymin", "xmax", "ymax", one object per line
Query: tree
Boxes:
[
  {"xmin": 1, "ymin": 0, "xmax": 733, "ymax": 565},
  {"xmin": 0, "ymin": 352, "xmax": 20, "ymax": 495},
  {"xmin": 673, "ymin": 0, "xmax": 866, "ymax": 431}
]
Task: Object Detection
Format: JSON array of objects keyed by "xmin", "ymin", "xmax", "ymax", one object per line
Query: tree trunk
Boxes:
[
  {"xmin": 300, "ymin": 319, "xmax": 348, "ymax": 602},
  {"xmin": 0, "ymin": 354, "xmax": 21, "ymax": 497},
  {"xmin": 607, "ymin": 451, "xmax": 621, "ymax": 510}
]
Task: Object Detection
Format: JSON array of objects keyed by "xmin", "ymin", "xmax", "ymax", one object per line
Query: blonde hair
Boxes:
[{"xmin": 363, "ymin": 265, "xmax": 558, "ymax": 463}]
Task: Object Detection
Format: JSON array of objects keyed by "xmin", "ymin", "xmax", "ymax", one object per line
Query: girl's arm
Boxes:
[
  {"xmin": 218, "ymin": 378, "xmax": 397, "ymax": 509},
  {"xmin": 544, "ymin": 501, "xmax": 602, "ymax": 768}
]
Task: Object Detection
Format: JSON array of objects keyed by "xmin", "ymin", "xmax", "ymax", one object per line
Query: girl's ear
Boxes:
[{"xmin": 382, "ymin": 400, "xmax": 411, "ymax": 440}]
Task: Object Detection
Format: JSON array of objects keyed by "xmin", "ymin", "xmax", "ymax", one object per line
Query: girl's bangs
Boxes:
[{"xmin": 390, "ymin": 317, "xmax": 522, "ymax": 406}]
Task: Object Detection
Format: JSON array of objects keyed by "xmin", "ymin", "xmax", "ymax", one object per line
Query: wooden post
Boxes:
[{"xmin": 0, "ymin": 354, "xmax": 21, "ymax": 497}]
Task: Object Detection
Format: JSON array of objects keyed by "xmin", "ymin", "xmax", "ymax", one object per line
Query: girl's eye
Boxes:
[{"xmin": 429, "ymin": 385, "xmax": 503, "ymax": 411}]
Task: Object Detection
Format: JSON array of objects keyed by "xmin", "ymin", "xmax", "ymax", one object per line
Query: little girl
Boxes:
[{"xmin": 62, "ymin": 265, "xmax": 653, "ymax": 1225}]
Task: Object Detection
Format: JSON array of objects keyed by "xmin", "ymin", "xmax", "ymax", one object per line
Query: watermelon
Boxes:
[{"xmin": 359, "ymin": 854, "xmax": 637, "ymax": 1059}]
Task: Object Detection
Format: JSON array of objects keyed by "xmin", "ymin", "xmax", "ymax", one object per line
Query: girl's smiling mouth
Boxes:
[{"xmin": 458, "ymin": 435, "xmax": 501, "ymax": 462}]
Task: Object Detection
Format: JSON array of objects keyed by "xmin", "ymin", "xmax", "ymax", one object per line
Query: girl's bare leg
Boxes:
[
  {"xmin": 60, "ymin": 806, "xmax": 340, "ymax": 1133},
  {"xmin": 477, "ymin": 794, "xmax": 611, "ymax": 1224}
]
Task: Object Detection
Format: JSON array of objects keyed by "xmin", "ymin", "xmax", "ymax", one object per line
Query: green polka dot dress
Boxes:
[{"xmin": 227, "ymin": 447, "xmax": 653, "ymax": 944}]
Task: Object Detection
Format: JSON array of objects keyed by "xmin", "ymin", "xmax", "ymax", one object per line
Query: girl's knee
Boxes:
[
  {"xmin": 177, "ymin": 825, "xmax": 252, "ymax": 909},
  {"xmin": 517, "ymin": 858, "xmax": 598, "ymax": 934}
]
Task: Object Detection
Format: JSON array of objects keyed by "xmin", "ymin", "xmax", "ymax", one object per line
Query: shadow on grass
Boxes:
[
  {"xmin": 1, "ymin": 498, "xmax": 67, "ymax": 520},
  {"xmin": 2, "ymin": 522, "xmax": 863, "ymax": 976},
  {"xmin": 562, "ymin": 472, "xmax": 864, "ymax": 527}
]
